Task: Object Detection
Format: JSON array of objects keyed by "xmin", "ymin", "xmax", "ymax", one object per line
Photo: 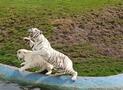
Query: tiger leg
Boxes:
[
  {"xmin": 20, "ymin": 62, "xmax": 26, "ymax": 66},
  {"xmin": 46, "ymin": 64, "xmax": 54, "ymax": 75},
  {"xmin": 54, "ymin": 72, "xmax": 66, "ymax": 76},
  {"xmin": 71, "ymin": 70, "xmax": 78, "ymax": 81},
  {"xmin": 65, "ymin": 69, "xmax": 78, "ymax": 81},
  {"xmin": 19, "ymin": 64, "xmax": 32, "ymax": 72}
]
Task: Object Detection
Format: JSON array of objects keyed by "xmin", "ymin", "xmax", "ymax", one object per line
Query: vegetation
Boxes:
[{"xmin": 0, "ymin": 0, "xmax": 123, "ymax": 76}]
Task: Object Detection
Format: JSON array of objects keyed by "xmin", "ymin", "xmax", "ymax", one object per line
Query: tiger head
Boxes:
[
  {"xmin": 17, "ymin": 49, "xmax": 32, "ymax": 63},
  {"xmin": 17, "ymin": 49, "xmax": 28, "ymax": 61},
  {"xmin": 28, "ymin": 28, "xmax": 42, "ymax": 38}
]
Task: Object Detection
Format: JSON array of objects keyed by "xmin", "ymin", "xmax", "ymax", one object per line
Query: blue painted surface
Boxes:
[{"xmin": 0, "ymin": 64, "xmax": 123, "ymax": 90}]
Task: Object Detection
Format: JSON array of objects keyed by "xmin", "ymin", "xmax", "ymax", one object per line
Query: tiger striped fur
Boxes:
[{"xmin": 24, "ymin": 28, "xmax": 78, "ymax": 80}]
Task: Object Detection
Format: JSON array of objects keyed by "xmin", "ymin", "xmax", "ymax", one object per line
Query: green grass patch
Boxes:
[
  {"xmin": 74, "ymin": 57, "xmax": 123, "ymax": 76},
  {"xmin": 0, "ymin": 0, "xmax": 122, "ymax": 17},
  {"xmin": 0, "ymin": 51, "xmax": 21, "ymax": 67}
]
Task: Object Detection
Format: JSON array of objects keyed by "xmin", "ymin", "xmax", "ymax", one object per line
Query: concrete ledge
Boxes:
[{"xmin": 0, "ymin": 64, "xmax": 123, "ymax": 90}]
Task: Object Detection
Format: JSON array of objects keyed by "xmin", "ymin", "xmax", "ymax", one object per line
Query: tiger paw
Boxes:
[{"xmin": 23, "ymin": 37, "xmax": 31, "ymax": 41}]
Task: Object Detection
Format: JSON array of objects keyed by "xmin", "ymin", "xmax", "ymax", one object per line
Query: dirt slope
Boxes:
[{"xmin": 50, "ymin": 6, "xmax": 123, "ymax": 58}]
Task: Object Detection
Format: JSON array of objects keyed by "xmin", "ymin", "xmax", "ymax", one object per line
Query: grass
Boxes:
[
  {"xmin": 0, "ymin": 0, "xmax": 123, "ymax": 76},
  {"xmin": 74, "ymin": 57, "xmax": 123, "ymax": 76},
  {"xmin": 0, "ymin": 0, "xmax": 122, "ymax": 17}
]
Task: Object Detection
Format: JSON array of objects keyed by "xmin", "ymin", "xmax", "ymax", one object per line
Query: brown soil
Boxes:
[{"xmin": 50, "ymin": 6, "xmax": 123, "ymax": 58}]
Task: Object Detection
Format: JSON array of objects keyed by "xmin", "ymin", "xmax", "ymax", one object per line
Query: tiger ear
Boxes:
[
  {"xmin": 23, "ymin": 51, "xmax": 26, "ymax": 54},
  {"xmin": 28, "ymin": 28, "xmax": 32, "ymax": 33},
  {"xmin": 23, "ymin": 50, "xmax": 28, "ymax": 54}
]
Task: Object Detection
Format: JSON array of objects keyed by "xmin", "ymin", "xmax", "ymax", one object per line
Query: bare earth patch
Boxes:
[{"xmin": 50, "ymin": 6, "xmax": 123, "ymax": 58}]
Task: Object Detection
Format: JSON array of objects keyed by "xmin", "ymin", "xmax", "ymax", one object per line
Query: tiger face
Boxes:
[{"xmin": 17, "ymin": 49, "xmax": 28, "ymax": 61}]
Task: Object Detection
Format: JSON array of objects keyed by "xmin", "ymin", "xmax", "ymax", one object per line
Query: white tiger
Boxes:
[
  {"xmin": 24, "ymin": 28, "xmax": 78, "ymax": 80},
  {"xmin": 24, "ymin": 28, "xmax": 51, "ymax": 51},
  {"xmin": 23, "ymin": 28, "xmax": 54, "ymax": 74},
  {"xmin": 17, "ymin": 49, "xmax": 54, "ymax": 75}
]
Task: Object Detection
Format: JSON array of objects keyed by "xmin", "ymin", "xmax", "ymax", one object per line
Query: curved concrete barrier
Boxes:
[{"xmin": 0, "ymin": 64, "xmax": 123, "ymax": 90}]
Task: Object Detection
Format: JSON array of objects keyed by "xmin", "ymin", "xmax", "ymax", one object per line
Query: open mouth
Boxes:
[
  {"xmin": 17, "ymin": 55, "xmax": 24, "ymax": 61},
  {"xmin": 29, "ymin": 33, "xmax": 33, "ymax": 37}
]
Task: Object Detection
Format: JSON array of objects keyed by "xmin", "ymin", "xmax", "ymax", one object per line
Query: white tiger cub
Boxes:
[
  {"xmin": 17, "ymin": 49, "xmax": 54, "ymax": 75},
  {"xmin": 24, "ymin": 28, "xmax": 78, "ymax": 80}
]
